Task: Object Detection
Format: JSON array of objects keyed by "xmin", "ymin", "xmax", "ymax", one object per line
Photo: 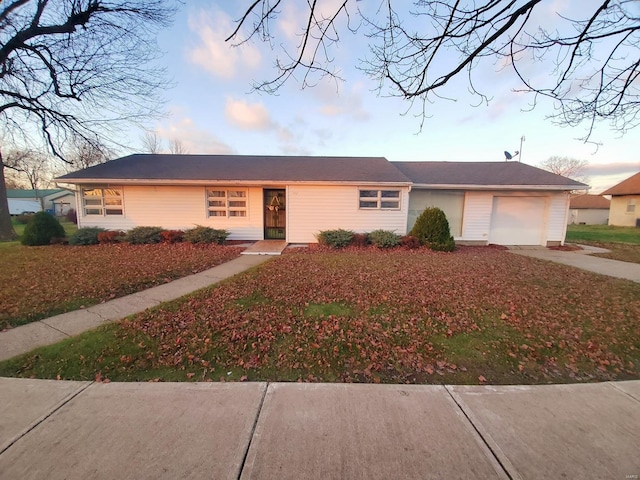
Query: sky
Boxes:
[{"xmin": 135, "ymin": 1, "xmax": 639, "ymax": 194}]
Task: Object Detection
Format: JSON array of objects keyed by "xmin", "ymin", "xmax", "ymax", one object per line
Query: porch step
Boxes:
[{"xmin": 241, "ymin": 240, "xmax": 288, "ymax": 256}]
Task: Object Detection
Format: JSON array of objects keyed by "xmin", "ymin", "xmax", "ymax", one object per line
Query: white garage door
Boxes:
[{"xmin": 488, "ymin": 197, "xmax": 546, "ymax": 246}]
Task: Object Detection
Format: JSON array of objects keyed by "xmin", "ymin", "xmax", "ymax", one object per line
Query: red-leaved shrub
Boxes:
[{"xmin": 161, "ymin": 230, "xmax": 184, "ymax": 243}]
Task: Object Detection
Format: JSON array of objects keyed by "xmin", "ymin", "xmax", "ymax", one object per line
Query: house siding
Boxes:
[
  {"xmin": 77, "ymin": 185, "xmax": 265, "ymax": 240},
  {"xmin": 459, "ymin": 190, "xmax": 568, "ymax": 246},
  {"xmin": 608, "ymin": 195, "xmax": 639, "ymax": 226},
  {"xmin": 287, "ymin": 185, "xmax": 409, "ymax": 243},
  {"xmin": 569, "ymin": 209, "xmax": 609, "ymax": 225}
]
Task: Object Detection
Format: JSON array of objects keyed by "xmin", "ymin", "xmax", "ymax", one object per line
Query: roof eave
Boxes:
[
  {"xmin": 54, "ymin": 178, "xmax": 412, "ymax": 187},
  {"xmin": 410, "ymin": 183, "xmax": 588, "ymax": 191}
]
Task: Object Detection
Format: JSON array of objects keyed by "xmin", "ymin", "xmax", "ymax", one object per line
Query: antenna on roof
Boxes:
[{"xmin": 504, "ymin": 150, "xmax": 519, "ymax": 161}]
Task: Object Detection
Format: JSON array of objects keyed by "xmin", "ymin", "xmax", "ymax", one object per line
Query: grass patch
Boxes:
[
  {"xmin": 1, "ymin": 248, "xmax": 639, "ymax": 385},
  {"xmin": 566, "ymin": 224, "xmax": 640, "ymax": 263},
  {"xmin": 566, "ymin": 224, "xmax": 640, "ymax": 244}
]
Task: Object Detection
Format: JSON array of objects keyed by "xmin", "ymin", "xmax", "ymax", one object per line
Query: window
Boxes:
[
  {"xmin": 627, "ymin": 199, "xmax": 636, "ymax": 213},
  {"xmin": 207, "ymin": 189, "xmax": 247, "ymax": 217},
  {"xmin": 359, "ymin": 189, "xmax": 400, "ymax": 210},
  {"xmin": 82, "ymin": 188, "xmax": 123, "ymax": 216}
]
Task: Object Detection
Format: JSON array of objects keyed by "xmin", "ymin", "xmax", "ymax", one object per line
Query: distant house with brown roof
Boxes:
[
  {"xmin": 602, "ymin": 172, "xmax": 640, "ymax": 227},
  {"xmin": 55, "ymin": 155, "xmax": 586, "ymax": 246},
  {"xmin": 568, "ymin": 194, "xmax": 610, "ymax": 225}
]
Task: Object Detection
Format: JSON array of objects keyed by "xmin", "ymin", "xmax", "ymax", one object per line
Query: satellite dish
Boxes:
[{"xmin": 504, "ymin": 150, "xmax": 520, "ymax": 161}]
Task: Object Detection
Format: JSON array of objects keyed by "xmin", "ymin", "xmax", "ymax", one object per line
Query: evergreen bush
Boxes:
[
  {"xmin": 183, "ymin": 226, "xmax": 228, "ymax": 244},
  {"xmin": 124, "ymin": 226, "xmax": 163, "ymax": 244},
  {"xmin": 21, "ymin": 212, "xmax": 65, "ymax": 246},
  {"xmin": 65, "ymin": 208, "xmax": 77, "ymax": 224},
  {"xmin": 316, "ymin": 229, "xmax": 354, "ymax": 248},
  {"xmin": 368, "ymin": 229, "xmax": 401, "ymax": 248},
  {"xmin": 409, "ymin": 207, "xmax": 456, "ymax": 252},
  {"xmin": 68, "ymin": 227, "xmax": 106, "ymax": 246}
]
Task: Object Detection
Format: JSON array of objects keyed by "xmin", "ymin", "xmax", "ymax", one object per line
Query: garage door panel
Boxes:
[{"xmin": 489, "ymin": 197, "xmax": 546, "ymax": 245}]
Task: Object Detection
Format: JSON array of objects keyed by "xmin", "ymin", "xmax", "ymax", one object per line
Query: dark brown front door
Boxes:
[{"xmin": 264, "ymin": 189, "xmax": 286, "ymax": 239}]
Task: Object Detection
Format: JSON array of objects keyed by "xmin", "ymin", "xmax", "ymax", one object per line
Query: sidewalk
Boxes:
[
  {"xmin": 1, "ymin": 377, "xmax": 639, "ymax": 479},
  {"xmin": 509, "ymin": 244, "xmax": 640, "ymax": 283},
  {"xmin": 0, "ymin": 255, "xmax": 272, "ymax": 362}
]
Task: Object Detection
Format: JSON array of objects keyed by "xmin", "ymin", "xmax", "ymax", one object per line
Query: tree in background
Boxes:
[
  {"xmin": 540, "ymin": 156, "xmax": 589, "ymax": 184},
  {"xmin": 66, "ymin": 137, "xmax": 112, "ymax": 170},
  {"xmin": 230, "ymin": 1, "xmax": 639, "ymax": 137},
  {"xmin": 0, "ymin": 0, "xmax": 176, "ymax": 241},
  {"xmin": 3, "ymin": 149, "xmax": 51, "ymax": 209}
]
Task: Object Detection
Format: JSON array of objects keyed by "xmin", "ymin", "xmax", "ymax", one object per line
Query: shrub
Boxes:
[
  {"xmin": 350, "ymin": 233, "xmax": 369, "ymax": 247},
  {"xmin": 429, "ymin": 238, "xmax": 456, "ymax": 252},
  {"xmin": 400, "ymin": 235, "xmax": 421, "ymax": 249},
  {"xmin": 15, "ymin": 214, "xmax": 31, "ymax": 225},
  {"xmin": 97, "ymin": 230, "xmax": 125, "ymax": 244},
  {"xmin": 68, "ymin": 227, "xmax": 106, "ymax": 246},
  {"xmin": 161, "ymin": 229, "xmax": 184, "ymax": 243},
  {"xmin": 65, "ymin": 208, "xmax": 77, "ymax": 224},
  {"xmin": 316, "ymin": 229, "xmax": 354, "ymax": 248},
  {"xmin": 183, "ymin": 226, "xmax": 229, "ymax": 244},
  {"xmin": 124, "ymin": 226, "xmax": 164, "ymax": 244},
  {"xmin": 21, "ymin": 212, "xmax": 65, "ymax": 246},
  {"xmin": 368, "ymin": 229, "xmax": 401, "ymax": 248},
  {"xmin": 409, "ymin": 207, "xmax": 456, "ymax": 251}
]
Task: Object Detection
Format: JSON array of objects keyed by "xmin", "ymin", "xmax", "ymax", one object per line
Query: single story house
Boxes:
[
  {"xmin": 6, "ymin": 188, "xmax": 74, "ymax": 215},
  {"xmin": 602, "ymin": 171, "xmax": 640, "ymax": 227},
  {"xmin": 568, "ymin": 194, "xmax": 610, "ymax": 225},
  {"xmin": 55, "ymin": 154, "xmax": 586, "ymax": 246}
]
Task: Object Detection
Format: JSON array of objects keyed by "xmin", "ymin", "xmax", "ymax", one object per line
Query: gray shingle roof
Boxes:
[
  {"xmin": 56, "ymin": 154, "xmax": 412, "ymax": 184},
  {"xmin": 392, "ymin": 161, "xmax": 587, "ymax": 188}
]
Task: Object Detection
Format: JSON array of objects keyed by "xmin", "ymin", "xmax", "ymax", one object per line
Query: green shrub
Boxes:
[
  {"xmin": 350, "ymin": 233, "xmax": 369, "ymax": 247},
  {"xmin": 68, "ymin": 227, "xmax": 106, "ymax": 246},
  {"xmin": 429, "ymin": 238, "xmax": 456, "ymax": 252},
  {"xmin": 97, "ymin": 230, "xmax": 125, "ymax": 244},
  {"xmin": 409, "ymin": 207, "xmax": 455, "ymax": 251},
  {"xmin": 183, "ymin": 226, "xmax": 229, "ymax": 244},
  {"xmin": 368, "ymin": 229, "xmax": 401, "ymax": 248},
  {"xmin": 124, "ymin": 226, "xmax": 163, "ymax": 244},
  {"xmin": 316, "ymin": 229, "xmax": 354, "ymax": 248},
  {"xmin": 21, "ymin": 212, "xmax": 65, "ymax": 246},
  {"xmin": 161, "ymin": 229, "xmax": 184, "ymax": 243}
]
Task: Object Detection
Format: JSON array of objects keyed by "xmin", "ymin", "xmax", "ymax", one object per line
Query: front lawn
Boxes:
[
  {"xmin": 1, "ymin": 247, "xmax": 638, "ymax": 385},
  {"xmin": 566, "ymin": 224, "xmax": 640, "ymax": 263},
  {"xmin": 0, "ymin": 243, "xmax": 242, "ymax": 329}
]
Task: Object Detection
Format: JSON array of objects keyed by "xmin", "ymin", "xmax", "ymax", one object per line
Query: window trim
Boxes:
[
  {"xmin": 82, "ymin": 187, "xmax": 123, "ymax": 216},
  {"xmin": 358, "ymin": 189, "xmax": 401, "ymax": 210},
  {"xmin": 207, "ymin": 188, "xmax": 248, "ymax": 218}
]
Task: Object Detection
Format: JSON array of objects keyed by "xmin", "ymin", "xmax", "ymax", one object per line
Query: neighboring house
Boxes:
[
  {"xmin": 602, "ymin": 172, "xmax": 640, "ymax": 227},
  {"xmin": 48, "ymin": 190, "xmax": 76, "ymax": 216},
  {"xmin": 568, "ymin": 194, "xmax": 610, "ymax": 225},
  {"xmin": 55, "ymin": 155, "xmax": 586, "ymax": 246},
  {"xmin": 7, "ymin": 189, "xmax": 57, "ymax": 214}
]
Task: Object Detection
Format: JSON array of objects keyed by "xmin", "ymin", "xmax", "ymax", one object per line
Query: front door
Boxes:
[{"xmin": 264, "ymin": 189, "xmax": 286, "ymax": 239}]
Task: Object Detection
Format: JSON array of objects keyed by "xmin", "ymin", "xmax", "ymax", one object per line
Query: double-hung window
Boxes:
[
  {"xmin": 82, "ymin": 188, "xmax": 123, "ymax": 216},
  {"xmin": 207, "ymin": 189, "xmax": 247, "ymax": 217},
  {"xmin": 627, "ymin": 199, "xmax": 636, "ymax": 213},
  {"xmin": 359, "ymin": 189, "xmax": 401, "ymax": 210}
]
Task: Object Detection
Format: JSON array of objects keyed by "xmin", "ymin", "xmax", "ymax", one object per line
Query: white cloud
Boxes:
[
  {"xmin": 224, "ymin": 98, "xmax": 273, "ymax": 131},
  {"xmin": 187, "ymin": 9, "xmax": 261, "ymax": 80},
  {"xmin": 156, "ymin": 115, "xmax": 234, "ymax": 154},
  {"xmin": 316, "ymin": 81, "xmax": 370, "ymax": 121}
]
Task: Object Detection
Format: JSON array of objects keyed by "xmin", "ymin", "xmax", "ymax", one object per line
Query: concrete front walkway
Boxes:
[
  {"xmin": 0, "ymin": 255, "xmax": 272, "ymax": 362},
  {"xmin": 509, "ymin": 245, "xmax": 640, "ymax": 283},
  {"xmin": 1, "ymin": 377, "xmax": 639, "ymax": 479}
]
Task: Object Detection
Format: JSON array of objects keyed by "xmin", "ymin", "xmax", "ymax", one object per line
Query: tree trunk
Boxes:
[{"xmin": 0, "ymin": 160, "xmax": 18, "ymax": 241}]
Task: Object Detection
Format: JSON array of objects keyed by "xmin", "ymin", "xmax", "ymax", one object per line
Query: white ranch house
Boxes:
[{"xmin": 56, "ymin": 155, "xmax": 586, "ymax": 246}]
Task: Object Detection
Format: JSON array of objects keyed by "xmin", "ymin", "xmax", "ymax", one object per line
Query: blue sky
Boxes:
[{"xmin": 138, "ymin": 1, "xmax": 639, "ymax": 193}]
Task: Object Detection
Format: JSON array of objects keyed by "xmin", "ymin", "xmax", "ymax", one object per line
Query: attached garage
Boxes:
[{"xmin": 488, "ymin": 196, "xmax": 546, "ymax": 246}]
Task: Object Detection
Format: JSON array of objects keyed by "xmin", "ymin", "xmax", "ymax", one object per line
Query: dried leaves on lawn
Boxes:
[
  {"xmin": 0, "ymin": 243, "xmax": 241, "ymax": 329},
  {"xmin": 112, "ymin": 248, "xmax": 640, "ymax": 384}
]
